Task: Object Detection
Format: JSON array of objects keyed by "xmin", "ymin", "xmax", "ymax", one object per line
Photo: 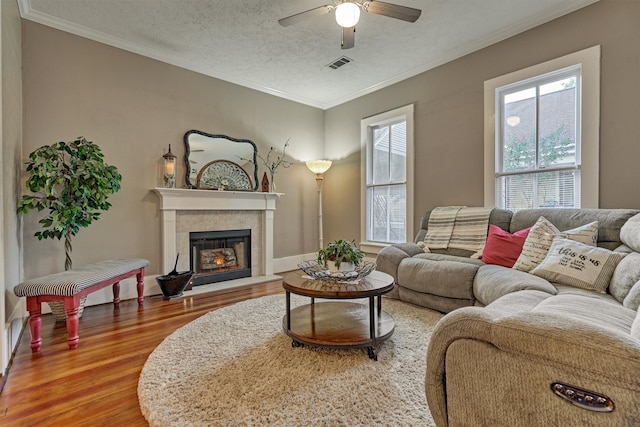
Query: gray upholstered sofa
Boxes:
[
  {"xmin": 377, "ymin": 208, "xmax": 639, "ymax": 312},
  {"xmin": 377, "ymin": 208, "xmax": 640, "ymax": 426}
]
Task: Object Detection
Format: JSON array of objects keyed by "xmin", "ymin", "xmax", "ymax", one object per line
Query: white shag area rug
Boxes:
[{"xmin": 138, "ymin": 294, "xmax": 443, "ymax": 426}]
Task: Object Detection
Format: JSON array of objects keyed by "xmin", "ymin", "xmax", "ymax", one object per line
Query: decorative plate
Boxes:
[
  {"xmin": 196, "ymin": 160, "xmax": 253, "ymax": 191},
  {"xmin": 297, "ymin": 260, "xmax": 376, "ymax": 282}
]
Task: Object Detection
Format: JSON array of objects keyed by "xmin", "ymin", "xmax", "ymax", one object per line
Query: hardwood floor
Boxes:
[{"xmin": 0, "ymin": 281, "xmax": 284, "ymax": 426}]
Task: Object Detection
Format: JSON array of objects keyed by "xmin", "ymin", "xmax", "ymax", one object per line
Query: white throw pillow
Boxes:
[
  {"xmin": 512, "ymin": 217, "xmax": 598, "ymax": 272},
  {"xmin": 530, "ymin": 237, "xmax": 627, "ymax": 293}
]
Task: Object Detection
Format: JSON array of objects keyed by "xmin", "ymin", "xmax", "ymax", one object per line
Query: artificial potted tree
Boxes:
[
  {"xmin": 317, "ymin": 239, "xmax": 366, "ymax": 272},
  {"xmin": 17, "ymin": 137, "xmax": 122, "ymax": 319}
]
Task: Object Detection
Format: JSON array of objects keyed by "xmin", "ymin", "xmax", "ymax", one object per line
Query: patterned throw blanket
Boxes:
[{"xmin": 424, "ymin": 206, "xmax": 492, "ymax": 253}]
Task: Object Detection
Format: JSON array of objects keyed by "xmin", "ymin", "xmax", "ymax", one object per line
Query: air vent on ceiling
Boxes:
[{"xmin": 327, "ymin": 56, "xmax": 353, "ymax": 70}]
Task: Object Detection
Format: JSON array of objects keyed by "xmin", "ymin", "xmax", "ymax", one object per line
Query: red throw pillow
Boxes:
[{"xmin": 482, "ymin": 225, "xmax": 531, "ymax": 268}]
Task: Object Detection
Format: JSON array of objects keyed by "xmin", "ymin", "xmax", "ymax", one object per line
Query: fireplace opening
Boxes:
[{"xmin": 189, "ymin": 229, "xmax": 251, "ymax": 286}]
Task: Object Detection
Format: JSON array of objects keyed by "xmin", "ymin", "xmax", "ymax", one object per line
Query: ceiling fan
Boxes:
[{"xmin": 278, "ymin": 1, "xmax": 422, "ymax": 49}]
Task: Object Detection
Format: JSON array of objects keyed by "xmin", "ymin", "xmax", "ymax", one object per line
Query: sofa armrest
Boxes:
[
  {"xmin": 426, "ymin": 297, "xmax": 640, "ymax": 426},
  {"xmin": 376, "ymin": 243, "xmax": 424, "ymax": 281}
]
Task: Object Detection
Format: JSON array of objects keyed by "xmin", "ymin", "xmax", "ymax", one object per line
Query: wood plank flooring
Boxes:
[{"xmin": 0, "ymin": 280, "xmax": 284, "ymax": 426}]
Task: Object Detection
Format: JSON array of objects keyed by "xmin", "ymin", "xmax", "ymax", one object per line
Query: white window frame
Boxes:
[
  {"xmin": 484, "ymin": 45, "xmax": 600, "ymax": 208},
  {"xmin": 360, "ymin": 104, "xmax": 414, "ymax": 254}
]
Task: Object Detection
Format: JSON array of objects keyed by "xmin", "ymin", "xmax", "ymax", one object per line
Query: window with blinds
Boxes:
[
  {"xmin": 366, "ymin": 120, "xmax": 407, "ymax": 243},
  {"xmin": 496, "ymin": 67, "xmax": 581, "ymax": 209}
]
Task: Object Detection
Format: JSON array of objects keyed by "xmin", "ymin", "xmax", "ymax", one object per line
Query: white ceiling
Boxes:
[{"xmin": 19, "ymin": 0, "xmax": 599, "ymax": 109}]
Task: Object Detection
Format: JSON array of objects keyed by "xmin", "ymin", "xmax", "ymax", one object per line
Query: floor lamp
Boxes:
[{"xmin": 305, "ymin": 160, "xmax": 332, "ymax": 250}]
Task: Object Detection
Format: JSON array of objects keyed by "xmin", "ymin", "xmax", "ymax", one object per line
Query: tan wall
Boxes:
[
  {"xmin": 21, "ymin": 21, "xmax": 325, "ymax": 279},
  {"xmin": 2, "ymin": 0, "xmax": 23, "ymax": 367},
  {"xmin": 323, "ymin": 0, "xmax": 640, "ymax": 243}
]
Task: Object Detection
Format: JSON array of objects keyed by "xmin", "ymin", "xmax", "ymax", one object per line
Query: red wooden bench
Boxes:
[{"xmin": 13, "ymin": 258, "xmax": 149, "ymax": 352}]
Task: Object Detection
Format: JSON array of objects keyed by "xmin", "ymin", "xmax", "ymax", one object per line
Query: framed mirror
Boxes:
[{"xmin": 184, "ymin": 130, "xmax": 258, "ymax": 191}]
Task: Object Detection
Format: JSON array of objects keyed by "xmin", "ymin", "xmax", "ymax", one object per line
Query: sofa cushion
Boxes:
[
  {"xmin": 530, "ymin": 238, "xmax": 626, "ymax": 293},
  {"xmin": 532, "ymin": 294, "xmax": 637, "ymax": 335},
  {"xmin": 474, "ymin": 264, "xmax": 557, "ymax": 306},
  {"xmin": 620, "ymin": 212, "xmax": 640, "ymax": 252},
  {"xmin": 397, "ymin": 254, "xmax": 482, "ymax": 299},
  {"xmin": 512, "ymin": 217, "xmax": 598, "ymax": 272},
  {"xmin": 609, "ymin": 252, "xmax": 640, "ymax": 303},
  {"xmin": 632, "ymin": 308, "xmax": 640, "ymax": 340},
  {"xmin": 553, "ymin": 284, "xmax": 619, "ymax": 301},
  {"xmin": 623, "ymin": 279, "xmax": 640, "ymax": 311},
  {"xmin": 481, "ymin": 225, "xmax": 530, "ymax": 267}
]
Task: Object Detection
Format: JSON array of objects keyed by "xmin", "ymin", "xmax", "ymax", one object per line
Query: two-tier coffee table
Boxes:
[{"xmin": 282, "ymin": 270, "xmax": 395, "ymax": 360}]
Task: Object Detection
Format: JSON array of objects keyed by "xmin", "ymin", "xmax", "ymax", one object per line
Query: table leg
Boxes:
[
  {"xmin": 368, "ymin": 296, "xmax": 379, "ymax": 360},
  {"xmin": 28, "ymin": 310, "xmax": 43, "ymax": 353},
  {"xmin": 369, "ymin": 296, "xmax": 376, "ymax": 343},
  {"xmin": 112, "ymin": 282, "xmax": 121, "ymax": 306},
  {"xmin": 26, "ymin": 297, "xmax": 43, "ymax": 352},
  {"xmin": 136, "ymin": 268, "xmax": 145, "ymax": 305},
  {"xmin": 286, "ymin": 291, "xmax": 291, "ymax": 330},
  {"xmin": 65, "ymin": 304, "xmax": 80, "ymax": 350}
]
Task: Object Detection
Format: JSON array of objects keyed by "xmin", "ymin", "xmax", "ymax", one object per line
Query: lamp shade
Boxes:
[
  {"xmin": 306, "ymin": 160, "xmax": 332, "ymax": 175},
  {"xmin": 335, "ymin": 2, "xmax": 360, "ymax": 28}
]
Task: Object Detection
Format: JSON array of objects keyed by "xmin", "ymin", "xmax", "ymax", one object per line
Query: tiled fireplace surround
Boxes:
[{"xmin": 154, "ymin": 188, "xmax": 281, "ymax": 287}]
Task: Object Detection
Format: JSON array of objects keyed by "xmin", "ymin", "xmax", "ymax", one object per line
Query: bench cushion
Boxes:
[{"xmin": 14, "ymin": 258, "xmax": 150, "ymax": 297}]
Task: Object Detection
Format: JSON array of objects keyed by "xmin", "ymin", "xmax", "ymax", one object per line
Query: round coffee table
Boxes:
[{"xmin": 282, "ymin": 270, "xmax": 395, "ymax": 360}]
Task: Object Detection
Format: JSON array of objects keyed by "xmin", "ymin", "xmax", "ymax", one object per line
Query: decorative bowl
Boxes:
[{"xmin": 297, "ymin": 260, "xmax": 376, "ymax": 282}]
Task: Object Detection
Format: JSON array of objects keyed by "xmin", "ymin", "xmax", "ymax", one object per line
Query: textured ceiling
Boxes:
[{"xmin": 19, "ymin": 0, "xmax": 598, "ymax": 109}]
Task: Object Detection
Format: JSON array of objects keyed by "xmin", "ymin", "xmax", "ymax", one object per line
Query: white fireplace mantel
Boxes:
[{"xmin": 154, "ymin": 188, "xmax": 282, "ymax": 276}]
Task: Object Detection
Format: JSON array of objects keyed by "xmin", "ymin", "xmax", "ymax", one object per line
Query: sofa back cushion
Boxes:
[
  {"xmin": 609, "ymin": 252, "xmax": 640, "ymax": 304},
  {"xmin": 624, "ymin": 280, "xmax": 640, "ymax": 311},
  {"xmin": 510, "ymin": 208, "xmax": 639, "ymax": 250}
]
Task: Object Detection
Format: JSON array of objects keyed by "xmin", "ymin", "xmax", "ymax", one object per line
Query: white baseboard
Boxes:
[
  {"xmin": 3, "ymin": 300, "xmax": 28, "ymax": 372},
  {"xmin": 273, "ymin": 253, "xmax": 316, "ymax": 273}
]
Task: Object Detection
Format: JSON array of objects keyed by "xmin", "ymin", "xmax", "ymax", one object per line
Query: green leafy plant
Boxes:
[
  {"xmin": 317, "ymin": 239, "xmax": 366, "ymax": 270},
  {"xmin": 17, "ymin": 137, "xmax": 122, "ymax": 271}
]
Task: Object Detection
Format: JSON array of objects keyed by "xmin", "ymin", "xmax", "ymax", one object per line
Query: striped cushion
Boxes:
[{"xmin": 14, "ymin": 258, "xmax": 150, "ymax": 297}]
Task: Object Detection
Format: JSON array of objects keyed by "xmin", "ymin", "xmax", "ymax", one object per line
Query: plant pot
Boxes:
[
  {"xmin": 330, "ymin": 262, "xmax": 355, "ymax": 273},
  {"xmin": 156, "ymin": 271, "xmax": 194, "ymax": 300},
  {"xmin": 48, "ymin": 297, "xmax": 87, "ymax": 322}
]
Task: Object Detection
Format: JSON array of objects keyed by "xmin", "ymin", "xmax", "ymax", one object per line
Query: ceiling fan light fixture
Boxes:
[{"xmin": 335, "ymin": 2, "xmax": 360, "ymax": 28}]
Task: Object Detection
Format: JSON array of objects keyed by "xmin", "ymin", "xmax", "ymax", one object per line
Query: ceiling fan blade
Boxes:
[
  {"xmin": 364, "ymin": 1, "xmax": 422, "ymax": 23},
  {"xmin": 341, "ymin": 26, "xmax": 355, "ymax": 49},
  {"xmin": 278, "ymin": 5, "xmax": 334, "ymax": 27}
]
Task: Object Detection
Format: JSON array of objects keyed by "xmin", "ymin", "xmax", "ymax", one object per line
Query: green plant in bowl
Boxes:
[{"xmin": 317, "ymin": 239, "xmax": 366, "ymax": 271}]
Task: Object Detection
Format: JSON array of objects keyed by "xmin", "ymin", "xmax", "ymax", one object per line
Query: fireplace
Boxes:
[
  {"xmin": 154, "ymin": 188, "xmax": 281, "ymax": 282},
  {"xmin": 189, "ymin": 229, "xmax": 251, "ymax": 286}
]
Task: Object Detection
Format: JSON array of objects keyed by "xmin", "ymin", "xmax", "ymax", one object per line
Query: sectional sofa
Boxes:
[{"xmin": 376, "ymin": 208, "xmax": 640, "ymax": 426}]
